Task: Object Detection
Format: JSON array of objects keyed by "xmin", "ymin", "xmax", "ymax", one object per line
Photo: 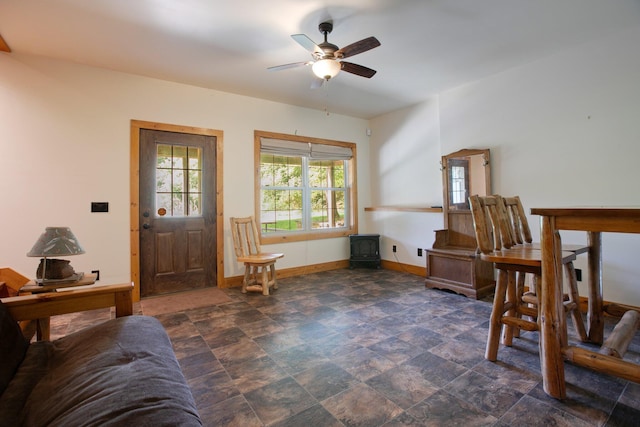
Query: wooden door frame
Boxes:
[{"xmin": 130, "ymin": 120, "xmax": 224, "ymax": 302}]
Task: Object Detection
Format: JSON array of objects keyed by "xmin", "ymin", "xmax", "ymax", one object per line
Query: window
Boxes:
[
  {"xmin": 255, "ymin": 131, "xmax": 357, "ymax": 243},
  {"xmin": 156, "ymin": 144, "xmax": 202, "ymax": 217}
]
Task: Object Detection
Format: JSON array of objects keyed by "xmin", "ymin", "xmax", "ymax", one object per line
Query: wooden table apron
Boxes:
[{"xmin": 531, "ymin": 207, "xmax": 640, "ymax": 399}]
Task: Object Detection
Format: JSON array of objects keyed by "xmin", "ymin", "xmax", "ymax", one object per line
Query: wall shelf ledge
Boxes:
[{"xmin": 364, "ymin": 206, "xmax": 442, "ymax": 213}]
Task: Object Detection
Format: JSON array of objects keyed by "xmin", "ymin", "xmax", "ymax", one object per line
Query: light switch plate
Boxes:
[{"xmin": 91, "ymin": 202, "xmax": 109, "ymax": 212}]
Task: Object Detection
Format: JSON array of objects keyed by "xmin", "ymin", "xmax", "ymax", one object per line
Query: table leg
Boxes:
[
  {"xmin": 115, "ymin": 286, "xmax": 134, "ymax": 317},
  {"xmin": 587, "ymin": 231, "xmax": 604, "ymax": 344},
  {"xmin": 36, "ymin": 318, "xmax": 51, "ymax": 341},
  {"xmin": 539, "ymin": 216, "xmax": 566, "ymax": 399}
]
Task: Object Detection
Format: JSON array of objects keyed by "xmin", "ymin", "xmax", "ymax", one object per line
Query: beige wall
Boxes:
[
  {"xmin": 366, "ymin": 99, "xmax": 444, "ymax": 265},
  {"xmin": 370, "ymin": 25, "xmax": 640, "ymax": 305},
  {"xmin": 0, "ymin": 54, "xmax": 372, "ymax": 284}
]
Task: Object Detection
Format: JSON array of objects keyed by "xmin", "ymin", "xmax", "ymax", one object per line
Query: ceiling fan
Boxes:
[{"xmin": 268, "ymin": 21, "xmax": 380, "ymax": 88}]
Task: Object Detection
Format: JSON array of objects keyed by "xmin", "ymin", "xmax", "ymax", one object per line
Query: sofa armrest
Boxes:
[{"xmin": 1, "ymin": 283, "xmax": 133, "ymax": 322}]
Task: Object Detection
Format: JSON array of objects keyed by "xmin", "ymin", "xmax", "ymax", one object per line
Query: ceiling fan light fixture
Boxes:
[{"xmin": 312, "ymin": 59, "xmax": 341, "ymax": 80}]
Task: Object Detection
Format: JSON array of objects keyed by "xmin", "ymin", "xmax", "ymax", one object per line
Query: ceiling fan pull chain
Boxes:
[{"xmin": 323, "ymin": 80, "xmax": 331, "ymax": 116}]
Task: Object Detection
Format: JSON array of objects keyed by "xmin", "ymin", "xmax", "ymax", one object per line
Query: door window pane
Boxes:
[
  {"xmin": 188, "ymin": 194, "xmax": 201, "ymax": 216},
  {"xmin": 156, "ymin": 144, "xmax": 202, "ymax": 217},
  {"xmin": 188, "ymin": 170, "xmax": 201, "ymax": 192},
  {"xmin": 156, "ymin": 169, "xmax": 171, "ymax": 192},
  {"xmin": 156, "ymin": 193, "xmax": 172, "ymax": 215}
]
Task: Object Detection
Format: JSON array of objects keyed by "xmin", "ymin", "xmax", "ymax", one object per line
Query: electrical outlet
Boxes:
[
  {"xmin": 392, "ymin": 245, "xmax": 397, "ymax": 253},
  {"xmin": 417, "ymin": 248, "xmax": 423, "ymax": 256},
  {"xmin": 91, "ymin": 270, "xmax": 100, "ymax": 281},
  {"xmin": 575, "ymin": 268, "xmax": 582, "ymax": 282}
]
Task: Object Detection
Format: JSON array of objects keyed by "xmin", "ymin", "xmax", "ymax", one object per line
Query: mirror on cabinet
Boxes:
[
  {"xmin": 443, "ymin": 149, "xmax": 491, "ymax": 214},
  {"xmin": 426, "ymin": 148, "xmax": 494, "ymax": 299}
]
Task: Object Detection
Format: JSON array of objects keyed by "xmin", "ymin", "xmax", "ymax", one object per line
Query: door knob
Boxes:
[{"xmin": 143, "ymin": 223, "xmax": 152, "ymax": 230}]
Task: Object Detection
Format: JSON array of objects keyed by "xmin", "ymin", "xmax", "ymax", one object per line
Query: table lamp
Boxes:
[{"xmin": 27, "ymin": 227, "xmax": 85, "ymax": 285}]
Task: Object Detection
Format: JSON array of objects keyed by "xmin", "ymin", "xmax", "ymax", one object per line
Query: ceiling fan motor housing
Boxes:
[{"xmin": 317, "ymin": 43, "xmax": 339, "ymax": 59}]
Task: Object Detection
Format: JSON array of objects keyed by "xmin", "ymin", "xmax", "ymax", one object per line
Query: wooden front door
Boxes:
[{"xmin": 139, "ymin": 129, "xmax": 216, "ymax": 297}]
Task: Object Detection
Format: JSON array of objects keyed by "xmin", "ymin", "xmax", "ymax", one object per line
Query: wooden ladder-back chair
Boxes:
[
  {"xmin": 502, "ymin": 196, "xmax": 588, "ymax": 342},
  {"xmin": 230, "ymin": 216, "xmax": 284, "ymax": 296},
  {"xmin": 503, "ymin": 196, "xmax": 589, "ymax": 257},
  {"xmin": 469, "ymin": 195, "xmax": 580, "ymax": 361}
]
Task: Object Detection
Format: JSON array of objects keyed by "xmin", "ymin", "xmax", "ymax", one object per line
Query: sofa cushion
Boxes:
[
  {"xmin": 0, "ymin": 339, "xmax": 49, "ymax": 427},
  {"xmin": 2, "ymin": 315, "xmax": 201, "ymax": 427},
  {"xmin": 0, "ymin": 300, "xmax": 29, "ymax": 396}
]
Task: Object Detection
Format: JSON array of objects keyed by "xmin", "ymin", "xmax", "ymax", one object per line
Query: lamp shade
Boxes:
[
  {"xmin": 312, "ymin": 59, "xmax": 341, "ymax": 80},
  {"xmin": 27, "ymin": 227, "xmax": 85, "ymax": 257}
]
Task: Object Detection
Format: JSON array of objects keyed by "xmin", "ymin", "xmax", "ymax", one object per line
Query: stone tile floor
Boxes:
[{"xmin": 51, "ymin": 269, "xmax": 640, "ymax": 426}]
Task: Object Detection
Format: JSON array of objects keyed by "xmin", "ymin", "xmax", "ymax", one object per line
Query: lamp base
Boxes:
[
  {"xmin": 35, "ymin": 272, "xmax": 84, "ymax": 286},
  {"xmin": 36, "ymin": 258, "xmax": 76, "ymax": 280}
]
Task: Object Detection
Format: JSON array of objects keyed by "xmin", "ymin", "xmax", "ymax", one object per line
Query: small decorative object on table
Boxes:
[{"xmin": 26, "ymin": 227, "xmax": 85, "ymax": 285}]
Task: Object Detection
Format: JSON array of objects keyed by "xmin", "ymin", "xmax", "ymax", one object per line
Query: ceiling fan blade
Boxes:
[
  {"xmin": 341, "ymin": 61, "xmax": 377, "ymax": 78},
  {"xmin": 0, "ymin": 33, "xmax": 11, "ymax": 53},
  {"xmin": 336, "ymin": 37, "xmax": 380, "ymax": 59},
  {"xmin": 310, "ymin": 78, "xmax": 325, "ymax": 89},
  {"xmin": 291, "ymin": 34, "xmax": 323, "ymax": 55},
  {"xmin": 267, "ymin": 61, "xmax": 312, "ymax": 72}
]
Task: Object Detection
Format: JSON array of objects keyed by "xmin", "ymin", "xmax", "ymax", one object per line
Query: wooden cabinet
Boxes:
[
  {"xmin": 425, "ymin": 149, "xmax": 495, "ymax": 299},
  {"xmin": 426, "ymin": 243, "xmax": 495, "ymax": 299}
]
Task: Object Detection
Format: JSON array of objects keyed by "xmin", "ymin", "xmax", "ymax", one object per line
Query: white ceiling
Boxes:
[{"xmin": 1, "ymin": 0, "xmax": 639, "ymax": 119}]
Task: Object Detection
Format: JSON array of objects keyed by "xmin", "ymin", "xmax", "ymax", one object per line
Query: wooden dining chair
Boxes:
[
  {"xmin": 230, "ymin": 216, "xmax": 284, "ymax": 296},
  {"xmin": 469, "ymin": 195, "xmax": 580, "ymax": 361},
  {"xmin": 502, "ymin": 196, "xmax": 589, "ymax": 256},
  {"xmin": 501, "ymin": 196, "xmax": 588, "ymax": 342}
]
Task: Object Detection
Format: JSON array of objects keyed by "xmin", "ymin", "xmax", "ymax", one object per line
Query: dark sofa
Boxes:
[{"xmin": 0, "ymin": 289, "xmax": 201, "ymax": 426}]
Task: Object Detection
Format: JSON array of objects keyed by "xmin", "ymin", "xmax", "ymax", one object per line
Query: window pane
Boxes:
[
  {"xmin": 156, "ymin": 193, "xmax": 172, "ymax": 216},
  {"xmin": 260, "ymin": 155, "xmax": 275, "ymax": 186},
  {"xmin": 261, "ymin": 189, "xmax": 302, "ymax": 233},
  {"xmin": 261, "ymin": 154, "xmax": 302, "ymax": 187},
  {"xmin": 333, "ymin": 162, "xmax": 345, "ymax": 187},
  {"xmin": 260, "ymin": 189, "xmax": 303, "ymax": 212},
  {"xmin": 173, "ymin": 192, "xmax": 186, "ymax": 216},
  {"xmin": 156, "ymin": 169, "xmax": 171, "ymax": 192},
  {"xmin": 188, "ymin": 147, "xmax": 202, "ymax": 169},
  {"xmin": 157, "ymin": 144, "xmax": 172, "ymax": 168},
  {"xmin": 311, "ymin": 189, "xmax": 345, "ymax": 229},
  {"xmin": 309, "ymin": 159, "xmax": 345, "ymax": 188},
  {"xmin": 188, "ymin": 170, "xmax": 201, "ymax": 192},
  {"xmin": 172, "ymin": 146, "xmax": 187, "ymax": 168},
  {"xmin": 173, "ymin": 169, "xmax": 185, "ymax": 192},
  {"xmin": 188, "ymin": 193, "xmax": 201, "ymax": 215}
]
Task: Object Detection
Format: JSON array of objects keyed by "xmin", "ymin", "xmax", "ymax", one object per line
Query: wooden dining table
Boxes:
[{"xmin": 530, "ymin": 207, "xmax": 640, "ymax": 399}]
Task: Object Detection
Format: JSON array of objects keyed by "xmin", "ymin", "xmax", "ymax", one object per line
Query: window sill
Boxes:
[{"xmin": 261, "ymin": 228, "xmax": 355, "ymax": 244}]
